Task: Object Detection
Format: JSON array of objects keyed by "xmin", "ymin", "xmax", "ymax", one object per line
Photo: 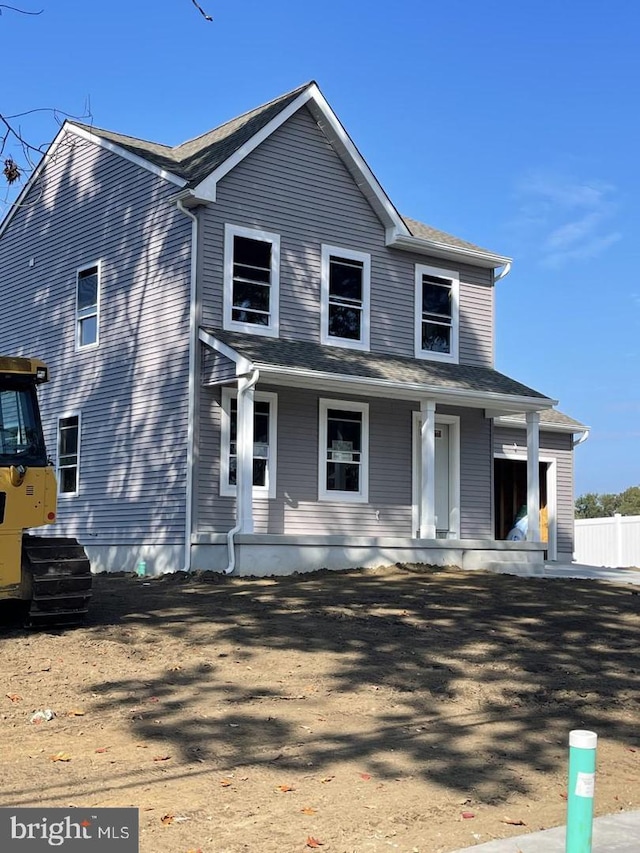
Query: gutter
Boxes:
[
  {"xmin": 225, "ymin": 367, "xmax": 260, "ymax": 574},
  {"xmin": 388, "ymin": 231, "xmax": 512, "ymax": 270},
  {"xmin": 176, "ymin": 199, "xmax": 199, "ymax": 573}
]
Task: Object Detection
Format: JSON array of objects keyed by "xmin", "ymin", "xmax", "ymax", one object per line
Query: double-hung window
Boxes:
[
  {"xmin": 76, "ymin": 264, "xmax": 100, "ymax": 349},
  {"xmin": 220, "ymin": 389, "xmax": 277, "ymax": 498},
  {"xmin": 224, "ymin": 224, "xmax": 280, "ymax": 337},
  {"xmin": 57, "ymin": 414, "xmax": 80, "ymax": 496},
  {"xmin": 321, "ymin": 245, "xmax": 370, "ymax": 350},
  {"xmin": 414, "ymin": 264, "xmax": 459, "ymax": 362},
  {"xmin": 318, "ymin": 399, "xmax": 369, "ymax": 502}
]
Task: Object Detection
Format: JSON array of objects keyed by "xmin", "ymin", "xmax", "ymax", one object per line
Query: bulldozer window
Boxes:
[{"xmin": 0, "ymin": 384, "xmax": 47, "ymax": 466}]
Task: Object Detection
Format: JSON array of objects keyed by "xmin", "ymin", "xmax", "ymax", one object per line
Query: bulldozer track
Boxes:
[{"xmin": 22, "ymin": 535, "xmax": 92, "ymax": 628}]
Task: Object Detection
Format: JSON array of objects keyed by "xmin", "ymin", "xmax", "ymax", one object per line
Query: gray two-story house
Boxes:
[{"xmin": 0, "ymin": 82, "xmax": 588, "ymax": 575}]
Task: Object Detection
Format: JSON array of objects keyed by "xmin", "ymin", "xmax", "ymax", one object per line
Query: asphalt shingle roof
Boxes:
[
  {"xmin": 206, "ymin": 329, "xmax": 552, "ymax": 402},
  {"xmin": 498, "ymin": 409, "xmax": 588, "ymax": 431},
  {"xmin": 69, "ymin": 84, "xmax": 495, "ymax": 257}
]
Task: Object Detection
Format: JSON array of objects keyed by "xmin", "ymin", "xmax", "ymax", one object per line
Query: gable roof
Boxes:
[
  {"xmin": 68, "ymin": 83, "xmax": 310, "ymax": 188},
  {"xmin": 1, "ymin": 82, "xmax": 511, "ymax": 268},
  {"xmin": 202, "ymin": 328, "xmax": 556, "ymax": 413}
]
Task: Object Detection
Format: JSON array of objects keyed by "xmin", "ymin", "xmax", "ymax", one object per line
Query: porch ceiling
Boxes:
[{"xmin": 200, "ymin": 328, "xmax": 557, "ymax": 414}]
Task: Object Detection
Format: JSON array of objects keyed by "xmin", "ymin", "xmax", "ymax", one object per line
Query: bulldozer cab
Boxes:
[
  {"xmin": 0, "ymin": 366, "xmax": 49, "ymax": 469},
  {"xmin": 0, "ymin": 356, "xmax": 92, "ymax": 627}
]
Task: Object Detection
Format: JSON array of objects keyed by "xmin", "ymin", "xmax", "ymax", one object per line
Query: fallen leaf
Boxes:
[
  {"xmin": 50, "ymin": 752, "xmax": 72, "ymax": 762},
  {"xmin": 153, "ymin": 755, "xmax": 171, "ymax": 762},
  {"xmin": 67, "ymin": 709, "xmax": 85, "ymax": 716},
  {"xmin": 461, "ymin": 811, "xmax": 475, "ymax": 819},
  {"xmin": 220, "ymin": 778, "xmax": 233, "ymax": 787},
  {"xmin": 301, "ymin": 807, "xmax": 317, "ymax": 815},
  {"xmin": 359, "ymin": 772, "xmax": 372, "ymax": 781},
  {"xmin": 502, "ymin": 817, "xmax": 526, "ymax": 826},
  {"xmin": 320, "ymin": 776, "xmax": 334, "ymax": 783},
  {"xmin": 160, "ymin": 814, "xmax": 174, "ymax": 825},
  {"xmin": 306, "ymin": 838, "xmax": 323, "ymax": 849},
  {"xmin": 94, "ymin": 747, "xmax": 108, "ymax": 754},
  {"xmin": 627, "ymin": 748, "xmax": 637, "ymax": 753},
  {"xmin": 6, "ymin": 693, "xmax": 21, "ymax": 702},
  {"xmin": 277, "ymin": 784, "xmax": 294, "ymax": 792}
]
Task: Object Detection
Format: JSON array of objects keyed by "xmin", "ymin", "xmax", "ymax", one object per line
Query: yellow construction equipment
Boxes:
[{"xmin": 0, "ymin": 356, "xmax": 91, "ymax": 626}]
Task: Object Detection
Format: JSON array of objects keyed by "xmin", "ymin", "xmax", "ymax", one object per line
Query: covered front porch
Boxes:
[{"xmin": 196, "ymin": 328, "xmax": 557, "ymax": 576}]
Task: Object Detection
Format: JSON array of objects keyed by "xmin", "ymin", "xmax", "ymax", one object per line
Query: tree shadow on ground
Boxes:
[{"xmin": 21, "ymin": 566, "xmax": 640, "ymax": 804}]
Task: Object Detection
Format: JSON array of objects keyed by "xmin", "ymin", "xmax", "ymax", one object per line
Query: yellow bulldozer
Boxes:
[{"xmin": 0, "ymin": 356, "xmax": 91, "ymax": 627}]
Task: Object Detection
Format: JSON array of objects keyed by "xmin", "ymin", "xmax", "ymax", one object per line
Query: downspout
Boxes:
[
  {"xmin": 494, "ymin": 261, "xmax": 512, "ymax": 283},
  {"xmin": 225, "ymin": 367, "xmax": 260, "ymax": 574},
  {"xmin": 573, "ymin": 428, "xmax": 590, "ymax": 448},
  {"xmin": 176, "ymin": 198, "xmax": 199, "ymax": 573}
]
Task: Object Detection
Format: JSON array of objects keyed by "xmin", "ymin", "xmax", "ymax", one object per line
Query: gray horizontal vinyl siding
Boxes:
[
  {"xmin": 200, "ymin": 106, "xmax": 494, "ymax": 367},
  {"xmin": 0, "ymin": 138, "xmax": 192, "ymax": 547},
  {"xmin": 202, "ymin": 348, "xmax": 236, "ymax": 385},
  {"xmin": 197, "ymin": 386, "xmax": 493, "ymax": 540},
  {"xmin": 493, "ymin": 427, "xmax": 575, "ymax": 556}
]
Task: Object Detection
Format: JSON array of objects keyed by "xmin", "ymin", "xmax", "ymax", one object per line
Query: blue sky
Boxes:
[{"xmin": 1, "ymin": 0, "xmax": 638, "ymax": 495}]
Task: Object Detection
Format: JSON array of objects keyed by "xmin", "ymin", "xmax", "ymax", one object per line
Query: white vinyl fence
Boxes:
[{"xmin": 574, "ymin": 514, "xmax": 640, "ymax": 568}]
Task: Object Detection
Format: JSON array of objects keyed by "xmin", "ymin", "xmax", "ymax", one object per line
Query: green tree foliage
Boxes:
[{"xmin": 575, "ymin": 486, "xmax": 640, "ymax": 519}]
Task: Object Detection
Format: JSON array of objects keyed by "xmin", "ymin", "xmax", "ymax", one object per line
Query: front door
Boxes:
[{"xmin": 412, "ymin": 414, "xmax": 460, "ymax": 539}]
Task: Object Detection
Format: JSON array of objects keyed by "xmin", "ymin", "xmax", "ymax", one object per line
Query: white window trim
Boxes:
[
  {"xmin": 320, "ymin": 244, "xmax": 371, "ymax": 351},
  {"xmin": 220, "ymin": 388, "xmax": 278, "ymax": 499},
  {"xmin": 318, "ymin": 398, "xmax": 369, "ymax": 503},
  {"xmin": 57, "ymin": 412, "xmax": 81, "ymax": 498},
  {"xmin": 223, "ymin": 224, "xmax": 280, "ymax": 337},
  {"xmin": 75, "ymin": 261, "xmax": 101, "ymax": 351},
  {"xmin": 414, "ymin": 263, "xmax": 459, "ymax": 363}
]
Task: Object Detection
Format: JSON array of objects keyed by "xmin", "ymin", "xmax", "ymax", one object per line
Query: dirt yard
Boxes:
[{"xmin": 1, "ymin": 565, "xmax": 639, "ymax": 853}]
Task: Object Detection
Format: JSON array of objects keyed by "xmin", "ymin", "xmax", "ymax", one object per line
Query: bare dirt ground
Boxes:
[{"xmin": 1, "ymin": 564, "xmax": 639, "ymax": 853}]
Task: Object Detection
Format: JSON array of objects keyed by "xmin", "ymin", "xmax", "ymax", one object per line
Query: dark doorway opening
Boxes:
[{"xmin": 494, "ymin": 458, "xmax": 548, "ymax": 542}]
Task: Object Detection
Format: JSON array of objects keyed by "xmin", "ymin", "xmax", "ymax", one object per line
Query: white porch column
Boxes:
[
  {"xmin": 420, "ymin": 400, "xmax": 437, "ymax": 539},
  {"xmin": 236, "ymin": 374, "xmax": 255, "ymax": 534},
  {"xmin": 526, "ymin": 411, "xmax": 540, "ymax": 541}
]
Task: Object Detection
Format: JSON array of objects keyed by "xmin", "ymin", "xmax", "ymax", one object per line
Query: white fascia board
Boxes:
[
  {"xmin": 198, "ymin": 329, "xmax": 254, "ymax": 376},
  {"xmin": 66, "ymin": 124, "xmax": 187, "ymax": 187},
  {"xmin": 190, "ymin": 83, "xmax": 410, "ymax": 238},
  {"xmin": 388, "ymin": 232, "xmax": 511, "ymax": 270},
  {"xmin": 254, "ymin": 363, "xmax": 556, "ymax": 412},
  {"xmin": 192, "ymin": 89, "xmax": 316, "ymax": 202},
  {"xmin": 305, "ymin": 85, "xmax": 409, "ymax": 236}
]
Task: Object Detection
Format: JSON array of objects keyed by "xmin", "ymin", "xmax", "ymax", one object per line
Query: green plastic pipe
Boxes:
[{"xmin": 566, "ymin": 729, "xmax": 597, "ymax": 853}]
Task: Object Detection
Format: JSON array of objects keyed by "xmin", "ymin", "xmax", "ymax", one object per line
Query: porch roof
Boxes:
[{"xmin": 201, "ymin": 328, "xmax": 557, "ymax": 413}]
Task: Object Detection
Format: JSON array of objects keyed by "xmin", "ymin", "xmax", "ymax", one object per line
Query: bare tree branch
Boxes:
[
  {"xmin": 0, "ymin": 4, "xmax": 43, "ymax": 14},
  {"xmin": 191, "ymin": 0, "xmax": 212, "ymax": 21}
]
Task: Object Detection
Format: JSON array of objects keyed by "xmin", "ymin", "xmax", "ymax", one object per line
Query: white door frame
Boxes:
[
  {"xmin": 494, "ymin": 452, "xmax": 558, "ymax": 561},
  {"xmin": 412, "ymin": 412, "xmax": 460, "ymax": 539}
]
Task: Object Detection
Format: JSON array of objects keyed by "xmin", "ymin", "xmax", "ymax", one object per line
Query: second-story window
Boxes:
[
  {"xmin": 224, "ymin": 224, "xmax": 280, "ymax": 337},
  {"xmin": 321, "ymin": 245, "xmax": 370, "ymax": 350},
  {"xmin": 76, "ymin": 264, "xmax": 99, "ymax": 349},
  {"xmin": 414, "ymin": 264, "xmax": 459, "ymax": 362}
]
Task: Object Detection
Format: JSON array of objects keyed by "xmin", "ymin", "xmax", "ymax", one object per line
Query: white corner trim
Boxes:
[{"xmin": 66, "ymin": 124, "xmax": 186, "ymax": 187}]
